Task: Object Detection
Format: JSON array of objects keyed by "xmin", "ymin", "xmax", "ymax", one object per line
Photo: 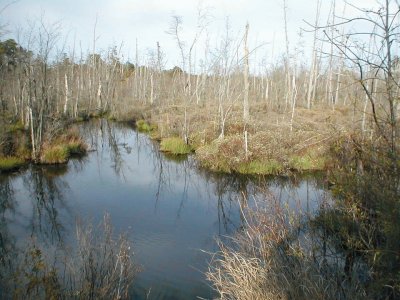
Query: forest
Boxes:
[{"xmin": 0, "ymin": 0, "xmax": 399, "ymax": 299}]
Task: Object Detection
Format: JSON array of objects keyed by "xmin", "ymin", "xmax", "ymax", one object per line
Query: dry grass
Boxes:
[
  {"xmin": 207, "ymin": 196, "xmax": 366, "ymax": 300},
  {"xmin": 69, "ymin": 213, "xmax": 137, "ymax": 299},
  {"xmin": 5, "ymin": 213, "xmax": 137, "ymax": 300}
]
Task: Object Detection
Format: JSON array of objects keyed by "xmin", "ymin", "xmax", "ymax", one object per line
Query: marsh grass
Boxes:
[
  {"xmin": 288, "ymin": 154, "xmax": 326, "ymax": 171},
  {"xmin": 5, "ymin": 121, "xmax": 25, "ymax": 133},
  {"xmin": 136, "ymin": 119, "xmax": 151, "ymax": 132},
  {"xmin": 65, "ymin": 141, "xmax": 87, "ymax": 155},
  {"xmin": 160, "ymin": 137, "xmax": 192, "ymax": 155},
  {"xmin": 69, "ymin": 213, "xmax": 137, "ymax": 299},
  {"xmin": 3, "ymin": 213, "xmax": 137, "ymax": 300},
  {"xmin": 136, "ymin": 119, "xmax": 157, "ymax": 133},
  {"xmin": 237, "ymin": 159, "xmax": 283, "ymax": 175},
  {"xmin": 40, "ymin": 129, "xmax": 87, "ymax": 164},
  {"xmin": 195, "ymin": 136, "xmax": 239, "ymax": 173},
  {"xmin": 196, "ymin": 130, "xmax": 329, "ymax": 175},
  {"xmin": 0, "ymin": 156, "xmax": 26, "ymax": 171},
  {"xmin": 113, "ymin": 102, "xmax": 345, "ymax": 176},
  {"xmin": 40, "ymin": 145, "xmax": 69, "ymax": 164},
  {"xmin": 207, "ymin": 196, "xmax": 366, "ymax": 300}
]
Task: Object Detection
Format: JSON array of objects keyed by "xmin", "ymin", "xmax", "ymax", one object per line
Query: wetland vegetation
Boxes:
[{"xmin": 0, "ymin": 0, "xmax": 399, "ymax": 299}]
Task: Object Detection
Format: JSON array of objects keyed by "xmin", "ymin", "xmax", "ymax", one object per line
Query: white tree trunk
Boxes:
[{"xmin": 64, "ymin": 73, "xmax": 69, "ymax": 115}]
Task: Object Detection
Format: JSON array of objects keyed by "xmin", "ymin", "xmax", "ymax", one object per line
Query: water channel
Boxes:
[{"xmin": 0, "ymin": 119, "xmax": 327, "ymax": 299}]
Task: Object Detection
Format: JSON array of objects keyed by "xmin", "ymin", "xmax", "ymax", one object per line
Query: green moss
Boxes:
[
  {"xmin": 160, "ymin": 137, "xmax": 192, "ymax": 155},
  {"xmin": 41, "ymin": 145, "xmax": 69, "ymax": 164},
  {"xmin": 0, "ymin": 156, "xmax": 26, "ymax": 171},
  {"xmin": 237, "ymin": 159, "xmax": 283, "ymax": 175}
]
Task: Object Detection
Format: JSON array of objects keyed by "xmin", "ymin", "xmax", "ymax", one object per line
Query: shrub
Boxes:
[{"xmin": 323, "ymin": 134, "xmax": 400, "ymax": 298}]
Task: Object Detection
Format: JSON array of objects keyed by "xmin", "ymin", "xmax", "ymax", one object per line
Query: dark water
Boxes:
[{"xmin": 0, "ymin": 120, "xmax": 327, "ymax": 299}]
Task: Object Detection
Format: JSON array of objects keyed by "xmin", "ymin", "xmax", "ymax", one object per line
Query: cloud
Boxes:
[{"xmin": 2, "ymin": 0, "xmax": 392, "ymax": 67}]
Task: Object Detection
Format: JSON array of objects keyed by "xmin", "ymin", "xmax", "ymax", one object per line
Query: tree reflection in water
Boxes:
[
  {"xmin": 0, "ymin": 175, "xmax": 17, "ymax": 283},
  {"xmin": 0, "ymin": 120, "xmax": 328, "ymax": 299},
  {"xmin": 23, "ymin": 166, "xmax": 71, "ymax": 246}
]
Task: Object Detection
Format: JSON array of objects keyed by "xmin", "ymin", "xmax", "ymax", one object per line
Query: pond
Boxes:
[{"xmin": 0, "ymin": 119, "xmax": 328, "ymax": 299}]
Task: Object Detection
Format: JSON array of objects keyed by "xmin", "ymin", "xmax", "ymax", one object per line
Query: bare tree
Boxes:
[
  {"xmin": 306, "ymin": 0, "xmax": 322, "ymax": 109},
  {"xmin": 324, "ymin": 0, "xmax": 400, "ymax": 154}
]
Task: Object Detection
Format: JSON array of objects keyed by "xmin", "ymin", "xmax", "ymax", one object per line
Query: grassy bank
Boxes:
[
  {"xmin": 160, "ymin": 137, "xmax": 192, "ymax": 155},
  {"xmin": 0, "ymin": 115, "xmax": 88, "ymax": 170},
  {"xmin": 40, "ymin": 129, "xmax": 87, "ymax": 164},
  {"xmin": 124, "ymin": 105, "xmax": 343, "ymax": 175},
  {"xmin": 0, "ymin": 156, "xmax": 27, "ymax": 172},
  {"xmin": 196, "ymin": 130, "xmax": 328, "ymax": 175}
]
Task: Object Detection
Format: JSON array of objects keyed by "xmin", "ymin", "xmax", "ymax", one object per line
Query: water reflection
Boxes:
[
  {"xmin": 22, "ymin": 166, "xmax": 72, "ymax": 246},
  {"xmin": 0, "ymin": 120, "xmax": 328, "ymax": 300},
  {"xmin": 0, "ymin": 176, "xmax": 17, "ymax": 272}
]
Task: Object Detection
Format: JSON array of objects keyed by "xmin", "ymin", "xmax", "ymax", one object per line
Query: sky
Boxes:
[{"xmin": 0, "ymin": 0, "xmax": 381, "ymax": 69}]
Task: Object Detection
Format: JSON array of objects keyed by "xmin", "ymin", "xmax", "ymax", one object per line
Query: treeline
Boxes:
[{"xmin": 0, "ymin": 26, "xmax": 369, "ymax": 162}]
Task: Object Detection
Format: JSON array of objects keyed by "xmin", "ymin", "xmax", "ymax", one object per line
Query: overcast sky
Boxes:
[{"xmin": 1, "ymin": 0, "xmax": 380, "ymax": 68}]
